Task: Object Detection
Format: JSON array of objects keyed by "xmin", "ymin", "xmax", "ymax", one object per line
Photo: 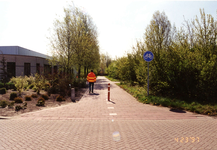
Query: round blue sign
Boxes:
[{"xmin": 143, "ymin": 51, "xmax": 154, "ymax": 62}]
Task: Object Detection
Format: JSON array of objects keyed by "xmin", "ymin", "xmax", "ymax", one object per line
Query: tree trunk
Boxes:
[
  {"xmin": 78, "ymin": 65, "xmax": 81, "ymax": 79},
  {"xmin": 84, "ymin": 66, "xmax": 86, "ymax": 77}
]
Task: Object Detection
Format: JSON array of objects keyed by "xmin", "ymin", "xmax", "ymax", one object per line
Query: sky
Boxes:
[{"xmin": 0, "ymin": 0, "xmax": 216, "ymax": 59}]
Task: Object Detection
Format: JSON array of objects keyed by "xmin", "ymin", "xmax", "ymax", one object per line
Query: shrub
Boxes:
[
  {"xmin": 41, "ymin": 94, "xmax": 49, "ymax": 100},
  {"xmin": 14, "ymin": 97, "xmax": 23, "ymax": 103},
  {"xmin": 26, "ymin": 75, "xmax": 35, "ymax": 85},
  {"xmin": 15, "ymin": 105, "xmax": 22, "ymax": 111},
  {"xmin": 36, "ymin": 97, "xmax": 45, "ymax": 106},
  {"xmin": 34, "ymin": 74, "xmax": 46, "ymax": 94},
  {"xmin": 0, "ymin": 100, "xmax": 8, "ymax": 108},
  {"xmin": 0, "ymin": 82, "xmax": 4, "ymax": 88},
  {"xmin": 6, "ymin": 82, "xmax": 16, "ymax": 90},
  {"xmin": 56, "ymin": 95, "xmax": 65, "ymax": 102},
  {"xmin": 28, "ymin": 84, "xmax": 34, "ymax": 89},
  {"xmin": 32, "ymin": 86, "xmax": 37, "ymax": 92},
  {"xmin": 0, "ymin": 88, "xmax": 6, "ymax": 94},
  {"xmin": 44, "ymin": 82, "xmax": 51, "ymax": 91},
  {"xmin": 8, "ymin": 101, "xmax": 15, "ymax": 108},
  {"xmin": 25, "ymin": 95, "xmax": 32, "ymax": 101},
  {"xmin": 10, "ymin": 76, "xmax": 28, "ymax": 95},
  {"xmin": 31, "ymin": 94, "xmax": 38, "ymax": 98},
  {"xmin": 23, "ymin": 102, "xmax": 27, "ymax": 109},
  {"xmin": 10, "ymin": 92, "xmax": 17, "ymax": 100},
  {"xmin": 48, "ymin": 86, "xmax": 58, "ymax": 96}
]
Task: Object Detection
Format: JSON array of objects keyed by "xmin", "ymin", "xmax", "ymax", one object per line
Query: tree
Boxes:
[{"xmin": 48, "ymin": 3, "xmax": 100, "ymax": 79}]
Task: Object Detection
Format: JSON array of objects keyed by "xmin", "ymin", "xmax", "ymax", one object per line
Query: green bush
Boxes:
[
  {"xmin": 6, "ymin": 82, "xmax": 16, "ymax": 90},
  {"xmin": 48, "ymin": 86, "xmax": 58, "ymax": 95},
  {"xmin": 44, "ymin": 82, "xmax": 51, "ymax": 91},
  {"xmin": 32, "ymin": 86, "xmax": 37, "ymax": 92},
  {"xmin": 10, "ymin": 92, "xmax": 17, "ymax": 100},
  {"xmin": 34, "ymin": 74, "xmax": 46, "ymax": 94},
  {"xmin": 0, "ymin": 88, "xmax": 6, "ymax": 94},
  {"xmin": 25, "ymin": 95, "xmax": 32, "ymax": 101},
  {"xmin": 28, "ymin": 84, "xmax": 34, "ymax": 89},
  {"xmin": 36, "ymin": 97, "xmax": 45, "ymax": 106},
  {"xmin": 14, "ymin": 97, "xmax": 23, "ymax": 103},
  {"xmin": 0, "ymin": 100, "xmax": 8, "ymax": 108},
  {"xmin": 8, "ymin": 101, "xmax": 15, "ymax": 108},
  {"xmin": 15, "ymin": 105, "xmax": 22, "ymax": 111},
  {"xmin": 0, "ymin": 82, "xmax": 4, "ymax": 88},
  {"xmin": 56, "ymin": 95, "xmax": 65, "ymax": 102},
  {"xmin": 9, "ymin": 76, "xmax": 28, "ymax": 95},
  {"xmin": 41, "ymin": 94, "xmax": 49, "ymax": 100},
  {"xmin": 31, "ymin": 94, "xmax": 38, "ymax": 98}
]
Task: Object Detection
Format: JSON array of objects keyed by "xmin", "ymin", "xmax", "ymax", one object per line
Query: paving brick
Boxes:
[{"xmin": 0, "ymin": 76, "xmax": 216, "ymax": 149}]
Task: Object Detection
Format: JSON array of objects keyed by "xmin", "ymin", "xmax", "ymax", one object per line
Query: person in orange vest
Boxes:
[{"xmin": 87, "ymin": 70, "xmax": 96, "ymax": 94}]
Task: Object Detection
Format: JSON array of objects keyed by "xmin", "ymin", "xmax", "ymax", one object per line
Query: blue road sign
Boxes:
[{"xmin": 143, "ymin": 51, "xmax": 154, "ymax": 62}]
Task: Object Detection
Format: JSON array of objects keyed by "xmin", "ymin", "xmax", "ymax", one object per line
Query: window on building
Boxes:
[
  {"xmin": 36, "ymin": 63, "xmax": 40, "ymax": 74},
  {"xmin": 24, "ymin": 63, "xmax": 31, "ymax": 76},
  {"xmin": 7, "ymin": 62, "xmax": 16, "ymax": 78},
  {"xmin": 44, "ymin": 64, "xmax": 51, "ymax": 75}
]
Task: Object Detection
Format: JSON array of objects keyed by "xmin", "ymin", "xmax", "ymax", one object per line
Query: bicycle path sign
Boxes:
[
  {"xmin": 143, "ymin": 51, "xmax": 154, "ymax": 62},
  {"xmin": 143, "ymin": 51, "xmax": 154, "ymax": 96}
]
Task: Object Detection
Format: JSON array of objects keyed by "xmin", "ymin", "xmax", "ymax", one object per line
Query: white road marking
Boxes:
[
  {"xmin": 108, "ymin": 107, "xmax": 114, "ymax": 109},
  {"xmin": 109, "ymin": 113, "xmax": 117, "ymax": 116}
]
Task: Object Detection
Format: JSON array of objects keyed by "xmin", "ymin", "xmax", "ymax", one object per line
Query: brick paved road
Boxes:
[{"xmin": 0, "ymin": 76, "xmax": 216, "ymax": 150}]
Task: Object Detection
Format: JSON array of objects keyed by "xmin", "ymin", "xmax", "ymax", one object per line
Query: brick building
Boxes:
[{"xmin": 0, "ymin": 46, "xmax": 57, "ymax": 79}]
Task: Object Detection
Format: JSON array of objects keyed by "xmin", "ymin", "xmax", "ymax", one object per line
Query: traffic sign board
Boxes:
[{"xmin": 143, "ymin": 51, "xmax": 154, "ymax": 62}]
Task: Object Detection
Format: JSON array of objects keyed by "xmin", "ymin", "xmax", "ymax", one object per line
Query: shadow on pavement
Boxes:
[
  {"xmin": 94, "ymin": 84, "xmax": 108, "ymax": 90},
  {"xmin": 89, "ymin": 93, "xmax": 99, "ymax": 95},
  {"xmin": 170, "ymin": 109, "xmax": 186, "ymax": 113},
  {"xmin": 108, "ymin": 101, "xmax": 116, "ymax": 104}
]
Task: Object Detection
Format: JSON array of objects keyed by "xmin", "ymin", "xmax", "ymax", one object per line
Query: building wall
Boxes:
[{"xmin": 0, "ymin": 54, "xmax": 51, "ymax": 77}]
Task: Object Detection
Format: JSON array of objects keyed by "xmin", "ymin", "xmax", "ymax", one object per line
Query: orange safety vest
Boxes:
[{"xmin": 87, "ymin": 72, "xmax": 96, "ymax": 82}]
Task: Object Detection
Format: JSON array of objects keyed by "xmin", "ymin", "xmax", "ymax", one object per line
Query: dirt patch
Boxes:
[{"xmin": 0, "ymin": 88, "xmax": 87, "ymax": 117}]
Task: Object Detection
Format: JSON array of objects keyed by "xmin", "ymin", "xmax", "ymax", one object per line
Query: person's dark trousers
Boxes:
[{"xmin": 89, "ymin": 82, "xmax": 94, "ymax": 93}]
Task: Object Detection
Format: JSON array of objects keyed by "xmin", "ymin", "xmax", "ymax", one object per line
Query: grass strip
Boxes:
[{"xmin": 105, "ymin": 77, "xmax": 217, "ymax": 116}]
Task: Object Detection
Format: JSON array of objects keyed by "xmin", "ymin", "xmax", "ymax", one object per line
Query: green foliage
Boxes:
[
  {"xmin": 15, "ymin": 105, "xmax": 22, "ymax": 111},
  {"xmin": 47, "ymin": 86, "xmax": 58, "ymax": 96},
  {"xmin": 6, "ymin": 82, "xmax": 16, "ymax": 90},
  {"xmin": 48, "ymin": 4, "xmax": 100, "ymax": 79},
  {"xmin": 10, "ymin": 92, "xmax": 17, "ymax": 100},
  {"xmin": 31, "ymin": 94, "xmax": 38, "ymax": 98},
  {"xmin": 41, "ymin": 94, "xmax": 49, "ymax": 100},
  {"xmin": 56, "ymin": 95, "xmax": 65, "ymax": 102},
  {"xmin": 8, "ymin": 101, "xmax": 15, "ymax": 108},
  {"xmin": 10, "ymin": 76, "xmax": 28, "ymax": 95},
  {"xmin": 25, "ymin": 95, "xmax": 32, "ymax": 101},
  {"xmin": 0, "ymin": 88, "xmax": 6, "ymax": 94},
  {"xmin": 73, "ymin": 78, "xmax": 87, "ymax": 88},
  {"xmin": 28, "ymin": 84, "xmax": 34, "ymax": 89},
  {"xmin": 34, "ymin": 74, "xmax": 46, "ymax": 94},
  {"xmin": 26, "ymin": 75, "xmax": 35, "ymax": 85},
  {"xmin": 0, "ymin": 100, "xmax": 8, "ymax": 108},
  {"xmin": 0, "ymin": 82, "xmax": 4, "ymax": 88},
  {"xmin": 36, "ymin": 97, "xmax": 45, "ymax": 106},
  {"xmin": 44, "ymin": 82, "xmax": 51, "ymax": 91},
  {"xmin": 107, "ymin": 9, "xmax": 217, "ymax": 104},
  {"xmin": 14, "ymin": 97, "xmax": 23, "ymax": 103},
  {"xmin": 119, "ymin": 82, "xmax": 217, "ymax": 116}
]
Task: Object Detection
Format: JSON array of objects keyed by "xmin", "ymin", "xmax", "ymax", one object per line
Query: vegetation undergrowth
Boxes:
[
  {"xmin": 114, "ymin": 79, "xmax": 217, "ymax": 116},
  {"xmin": 105, "ymin": 76, "xmax": 121, "ymax": 82}
]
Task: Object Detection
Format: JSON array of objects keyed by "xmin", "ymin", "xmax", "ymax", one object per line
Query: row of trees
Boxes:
[
  {"xmin": 48, "ymin": 3, "xmax": 100, "ymax": 78},
  {"xmin": 107, "ymin": 9, "xmax": 217, "ymax": 104}
]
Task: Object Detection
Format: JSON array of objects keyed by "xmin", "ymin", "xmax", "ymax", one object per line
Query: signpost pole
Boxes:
[
  {"xmin": 147, "ymin": 62, "xmax": 149, "ymax": 96},
  {"xmin": 143, "ymin": 51, "xmax": 153, "ymax": 97}
]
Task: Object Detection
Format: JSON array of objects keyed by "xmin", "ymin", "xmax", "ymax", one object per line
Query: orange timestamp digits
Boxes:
[{"xmin": 174, "ymin": 137, "xmax": 199, "ymax": 143}]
